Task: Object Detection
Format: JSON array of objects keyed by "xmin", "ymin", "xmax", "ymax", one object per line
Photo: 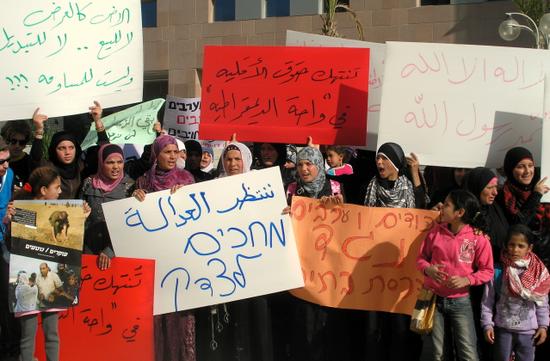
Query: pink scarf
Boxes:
[
  {"xmin": 91, "ymin": 144, "xmax": 124, "ymax": 193},
  {"xmin": 139, "ymin": 135, "xmax": 194, "ymax": 192}
]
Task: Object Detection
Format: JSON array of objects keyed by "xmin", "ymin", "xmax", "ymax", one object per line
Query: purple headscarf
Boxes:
[
  {"xmin": 91, "ymin": 144, "xmax": 124, "ymax": 193},
  {"xmin": 138, "ymin": 135, "xmax": 194, "ymax": 192}
]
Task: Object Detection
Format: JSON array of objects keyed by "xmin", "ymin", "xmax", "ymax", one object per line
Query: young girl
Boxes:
[
  {"xmin": 417, "ymin": 189, "xmax": 494, "ymax": 361},
  {"xmin": 481, "ymin": 224, "xmax": 550, "ymax": 361},
  {"xmin": 325, "ymin": 145, "xmax": 353, "ymax": 176}
]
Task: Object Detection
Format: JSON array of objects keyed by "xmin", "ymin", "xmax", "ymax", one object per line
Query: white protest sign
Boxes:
[
  {"xmin": 0, "ymin": 0, "xmax": 143, "ymax": 120},
  {"xmin": 540, "ymin": 73, "xmax": 550, "ymax": 203},
  {"xmin": 102, "ymin": 167, "xmax": 303, "ymax": 315},
  {"xmin": 285, "ymin": 30, "xmax": 384, "ymax": 150},
  {"xmin": 377, "ymin": 42, "xmax": 544, "ymax": 168},
  {"xmin": 163, "ymin": 96, "xmax": 201, "ymax": 141}
]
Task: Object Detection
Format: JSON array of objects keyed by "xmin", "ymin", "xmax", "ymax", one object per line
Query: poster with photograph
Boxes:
[{"xmin": 9, "ymin": 200, "xmax": 85, "ymax": 312}]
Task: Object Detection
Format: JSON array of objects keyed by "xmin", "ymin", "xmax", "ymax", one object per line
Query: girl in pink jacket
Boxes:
[{"xmin": 417, "ymin": 189, "xmax": 494, "ymax": 361}]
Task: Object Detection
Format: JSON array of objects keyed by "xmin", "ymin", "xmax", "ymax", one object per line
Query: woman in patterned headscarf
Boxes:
[
  {"xmin": 364, "ymin": 142, "xmax": 427, "ymax": 208},
  {"xmin": 286, "ymin": 146, "xmax": 343, "ymax": 202},
  {"xmin": 363, "ymin": 142, "xmax": 427, "ymax": 361},
  {"xmin": 284, "ymin": 145, "xmax": 343, "ymax": 361}
]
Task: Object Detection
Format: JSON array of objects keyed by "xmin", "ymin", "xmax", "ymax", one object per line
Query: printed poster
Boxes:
[{"xmin": 9, "ymin": 200, "xmax": 85, "ymax": 311}]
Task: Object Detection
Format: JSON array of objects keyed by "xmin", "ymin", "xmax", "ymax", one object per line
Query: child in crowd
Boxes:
[
  {"xmin": 417, "ymin": 189, "xmax": 494, "ymax": 361},
  {"xmin": 13, "ymin": 166, "xmax": 90, "ymax": 361},
  {"xmin": 325, "ymin": 145, "xmax": 353, "ymax": 176},
  {"xmin": 481, "ymin": 224, "xmax": 550, "ymax": 361}
]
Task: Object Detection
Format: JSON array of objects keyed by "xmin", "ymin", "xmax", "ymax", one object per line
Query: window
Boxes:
[
  {"xmin": 141, "ymin": 0, "xmax": 157, "ymax": 27},
  {"xmin": 267, "ymin": 0, "xmax": 290, "ymax": 17},
  {"xmin": 214, "ymin": 0, "xmax": 236, "ymax": 21}
]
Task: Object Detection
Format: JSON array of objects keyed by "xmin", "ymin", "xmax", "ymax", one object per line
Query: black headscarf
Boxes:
[
  {"xmin": 464, "ymin": 167, "xmax": 495, "ymax": 198},
  {"xmin": 503, "ymin": 146, "xmax": 534, "ymax": 190},
  {"xmin": 464, "ymin": 166, "xmax": 508, "ymax": 263},
  {"xmin": 377, "ymin": 142, "xmax": 406, "ymax": 174},
  {"xmin": 184, "ymin": 140, "xmax": 214, "ymax": 182},
  {"xmin": 48, "ymin": 131, "xmax": 82, "ymax": 180},
  {"xmin": 184, "ymin": 140, "xmax": 202, "ymax": 156},
  {"xmin": 253, "ymin": 142, "xmax": 288, "ymax": 168}
]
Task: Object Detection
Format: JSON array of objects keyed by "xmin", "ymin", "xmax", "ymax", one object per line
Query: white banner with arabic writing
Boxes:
[
  {"xmin": 378, "ymin": 42, "xmax": 545, "ymax": 168},
  {"xmin": 286, "ymin": 30, "xmax": 385, "ymax": 150},
  {"xmin": 540, "ymin": 74, "xmax": 550, "ymax": 203},
  {"xmin": 102, "ymin": 167, "xmax": 303, "ymax": 315},
  {"xmin": 0, "ymin": 0, "xmax": 143, "ymax": 120}
]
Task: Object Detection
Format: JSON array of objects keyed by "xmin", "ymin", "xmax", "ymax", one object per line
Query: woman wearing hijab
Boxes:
[
  {"xmin": 134, "ymin": 135, "xmax": 195, "ymax": 195},
  {"xmin": 196, "ymin": 140, "xmax": 274, "ymax": 361},
  {"xmin": 496, "ymin": 148, "xmax": 550, "ymax": 360},
  {"xmin": 252, "ymin": 142, "xmax": 296, "ymax": 187},
  {"xmin": 80, "ymin": 144, "xmax": 134, "ymax": 270},
  {"xmin": 133, "ymin": 134, "xmax": 195, "ymax": 361},
  {"xmin": 220, "ymin": 142, "xmax": 253, "ymax": 177},
  {"xmin": 464, "ymin": 167, "xmax": 510, "ymax": 361},
  {"xmin": 284, "ymin": 146, "xmax": 344, "ymax": 361},
  {"xmin": 30, "ymin": 103, "xmax": 107, "ymax": 199},
  {"xmin": 200, "ymin": 145, "xmax": 215, "ymax": 174},
  {"xmin": 364, "ymin": 142, "xmax": 427, "ymax": 209},
  {"xmin": 184, "ymin": 140, "xmax": 214, "ymax": 183},
  {"xmin": 497, "ymin": 147, "xmax": 550, "ymax": 231},
  {"xmin": 14, "ymin": 272, "xmax": 37, "ymax": 313},
  {"xmin": 362, "ymin": 142, "xmax": 427, "ymax": 361},
  {"xmin": 286, "ymin": 146, "xmax": 342, "ymax": 201},
  {"xmin": 465, "ymin": 167, "xmax": 509, "ymax": 261}
]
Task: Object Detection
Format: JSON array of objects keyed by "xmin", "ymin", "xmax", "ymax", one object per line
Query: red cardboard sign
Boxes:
[
  {"xmin": 201, "ymin": 46, "xmax": 370, "ymax": 145},
  {"xmin": 35, "ymin": 255, "xmax": 155, "ymax": 361}
]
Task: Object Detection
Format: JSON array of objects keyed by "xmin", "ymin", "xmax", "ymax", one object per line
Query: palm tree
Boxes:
[
  {"xmin": 320, "ymin": 0, "xmax": 365, "ymax": 40},
  {"xmin": 514, "ymin": 0, "xmax": 550, "ymax": 24}
]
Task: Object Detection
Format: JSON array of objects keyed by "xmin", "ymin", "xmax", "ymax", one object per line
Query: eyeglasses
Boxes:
[
  {"xmin": 8, "ymin": 139, "xmax": 27, "ymax": 146},
  {"xmin": 0, "ymin": 158, "xmax": 10, "ymax": 165}
]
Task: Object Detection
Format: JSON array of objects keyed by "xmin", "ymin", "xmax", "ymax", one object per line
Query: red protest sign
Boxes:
[
  {"xmin": 200, "ymin": 46, "xmax": 370, "ymax": 145},
  {"xmin": 35, "ymin": 255, "xmax": 154, "ymax": 361}
]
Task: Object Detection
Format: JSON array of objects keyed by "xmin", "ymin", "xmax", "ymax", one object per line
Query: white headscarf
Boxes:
[{"xmin": 222, "ymin": 142, "xmax": 253, "ymax": 175}]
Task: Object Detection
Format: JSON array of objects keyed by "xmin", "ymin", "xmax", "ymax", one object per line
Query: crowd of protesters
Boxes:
[{"xmin": 0, "ymin": 101, "xmax": 549, "ymax": 361}]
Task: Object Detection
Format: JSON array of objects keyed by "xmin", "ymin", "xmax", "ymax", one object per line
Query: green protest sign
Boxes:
[{"xmin": 81, "ymin": 98, "xmax": 165, "ymax": 150}]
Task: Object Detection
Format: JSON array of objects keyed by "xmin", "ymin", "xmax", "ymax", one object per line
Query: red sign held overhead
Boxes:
[{"xmin": 200, "ymin": 46, "xmax": 370, "ymax": 145}]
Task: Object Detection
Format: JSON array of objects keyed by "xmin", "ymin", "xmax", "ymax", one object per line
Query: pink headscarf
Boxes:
[
  {"xmin": 138, "ymin": 135, "xmax": 194, "ymax": 192},
  {"xmin": 91, "ymin": 144, "xmax": 124, "ymax": 193}
]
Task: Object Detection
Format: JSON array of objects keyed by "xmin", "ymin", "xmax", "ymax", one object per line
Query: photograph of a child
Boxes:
[
  {"xmin": 11, "ymin": 200, "xmax": 84, "ymax": 251},
  {"xmin": 49, "ymin": 210, "xmax": 70, "ymax": 243},
  {"xmin": 9, "ymin": 255, "xmax": 81, "ymax": 312}
]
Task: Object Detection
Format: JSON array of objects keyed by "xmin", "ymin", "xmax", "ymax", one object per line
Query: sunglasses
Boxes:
[
  {"xmin": 0, "ymin": 158, "xmax": 10, "ymax": 165},
  {"xmin": 8, "ymin": 139, "xmax": 27, "ymax": 146}
]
